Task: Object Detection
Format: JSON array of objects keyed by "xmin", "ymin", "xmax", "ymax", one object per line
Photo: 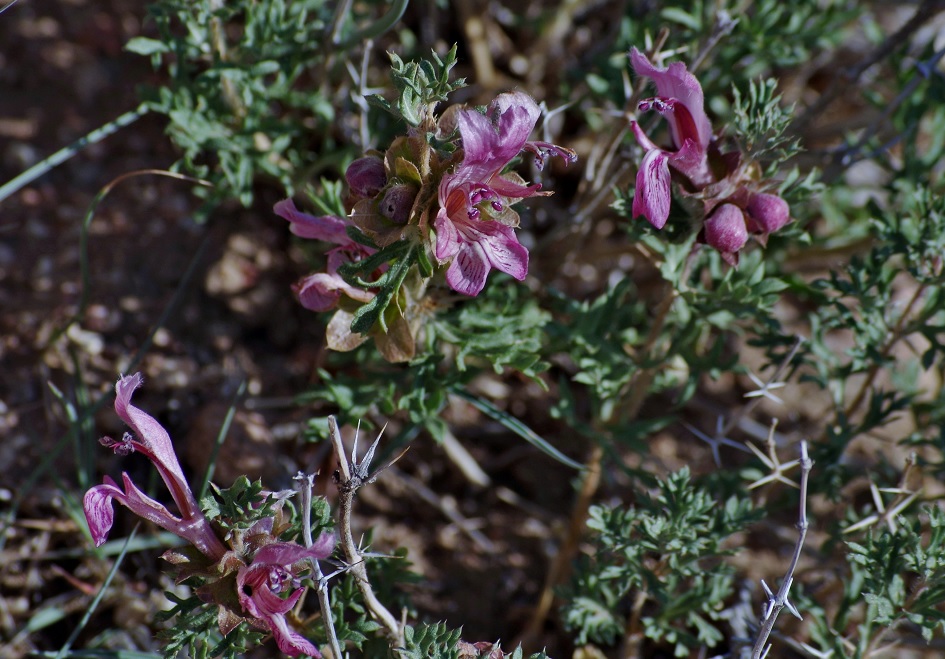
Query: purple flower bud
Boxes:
[
  {"xmin": 704, "ymin": 204, "xmax": 748, "ymax": 256},
  {"xmin": 345, "ymin": 156, "xmax": 386, "ymax": 199},
  {"xmin": 379, "ymin": 184, "xmax": 417, "ymax": 224},
  {"xmin": 746, "ymin": 192, "xmax": 791, "ymax": 234}
]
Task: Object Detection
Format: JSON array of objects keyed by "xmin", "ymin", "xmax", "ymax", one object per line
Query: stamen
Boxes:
[{"xmin": 101, "ymin": 432, "xmax": 135, "ymax": 456}]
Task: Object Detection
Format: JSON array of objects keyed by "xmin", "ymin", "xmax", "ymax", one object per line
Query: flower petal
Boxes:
[
  {"xmin": 632, "ymin": 149, "xmax": 672, "ymax": 229},
  {"xmin": 630, "ymin": 48, "xmax": 712, "ymax": 149},
  {"xmin": 487, "ymin": 176, "xmax": 542, "ymax": 200},
  {"xmin": 113, "ymin": 374, "xmax": 201, "ymax": 523},
  {"xmin": 491, "ymin": 91, "xmax": 541, "ymax": 156},
  {"xmin": 434, "ymin": 205, "xmax": 462, "ymax": 262},
  {"xmin": 452, "ymin": 92, "xmax": 541, "ymax": 186},
  {"xmin": 269, "ymin": 610, "xmax": 321, "ymax": 657},
  {"xmin": 293, "ymin": 271, "xmax": 373, "ymax": 312},
  {"xmin": 446, "ymin": 242, "xmax": 491, "ymax": 296},
  {"xmin": 274, "ymin": 199, "xmax": 350, "ymax": 245},
  {"xmin": 252, "ymin": 535, "xmax": 335, "ymax": 567},
  {"xmin": 668, "ymin": 138, "xmax": 712, "ymax": 189},
  {"xmin": 477, "ymin": 222, "xmax": 529, "ymax": 281},
  {"xmin": 237, "ymin": 561, "xmax": 321, "ymax": 658},
  {"xmin": 83, "ymin": 477, "xmax": 122, "ymax": 546},
  {"xmin": 118, "ymin": 474, "xmax": 224, "ymax": 559}
]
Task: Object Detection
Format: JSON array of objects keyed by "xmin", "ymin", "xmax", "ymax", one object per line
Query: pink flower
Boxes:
[
  {"xmin": 237, "ymin": 536, "xmax": 335, "ymax": 657},
  {"xmin": 345, "ymin": 155, "xmax": 387, "ymax": 199},
  {"xmin": 628, "ymin": 48, "xmax": 793, "ymax": 264},
  {"xmin": 746, "ymin": 192, "xmax": 791, "ymax": 236},
  {"xmin": 702, "ymin": 204, "xmax": 749, "ymax": 265},
  {"xmin": 434, "ymin": 91, "xmax": 576, "ymax": 296},
  {"xmin": 83, "ymin": 373, "xmax": 227, "ymax": 560},
  {"xmin": 629, "ymin": 47, "xmax": 713, "ymax": 229},
  {"xmin": 275, "ymin": 199, "xmax": 376, "ymax": 311}
]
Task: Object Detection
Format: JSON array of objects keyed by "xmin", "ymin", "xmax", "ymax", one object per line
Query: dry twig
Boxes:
[
  {"xmin": 295, "ymin": 472, "xmax": 344, "ymax": 659},
  {"xmin": 328, "ymin": 416, "xmax": 405, "ymax": 647},
  {"xmin": 750, "ymin": 440, "xmax": 813, "ymax": 659}
]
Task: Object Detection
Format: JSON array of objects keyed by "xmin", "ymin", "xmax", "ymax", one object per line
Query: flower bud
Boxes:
[
  {"xmin": 345, "ymin": 156, "xmax": 386, "ymax": 199},
  {"xmin": 746, "ymin": 192, "xmax": 790, "ymax": 234},
  {"xmin": 704, "ymin": 203, "xmax": 748, "ymax": 255},
  {"xmin": 379, "ymin": 184, "xmax": 417, "ymax": 224}
]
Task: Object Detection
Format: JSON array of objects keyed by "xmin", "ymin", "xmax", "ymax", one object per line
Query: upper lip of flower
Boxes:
[
  {"xmin": 629, "ymin": 47, "xmax": 712, "ymax": 151},
  {"xmin": 83, "ymin": 373, "xmax": 227, "ymax": 560},
  {"xmin": 628, "ymin": 48, "xmax": 715, "ymax": 228}
]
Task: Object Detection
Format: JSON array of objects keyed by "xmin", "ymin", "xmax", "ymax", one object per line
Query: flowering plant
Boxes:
[
  {"xmin": 13, "ymin": 6, "xmax": 945, "ymax": 659},
  {"xmin": 278, "ymin": 51, "xmax": 575, "ymax": 361},
  {"xmin": 629, "ymin": 47, "xmax": 791, "ymax": 263},
  {"xmin": 84, "ymin": 373, "xmax": 334, "ymax": 657}
]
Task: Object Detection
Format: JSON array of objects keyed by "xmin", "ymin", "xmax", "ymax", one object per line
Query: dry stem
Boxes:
[
  {"xmin": 295, "ymin": 472, "xmax": 344, "ymax": 659},
  {"xmin": 328, "ymin": 416, "xmax": 404, "ymax": 647},
  {"xmin": 750, "ymin": 440, "xmax": 813, "ymax": 659},
  {"xmin": 792, "ymin": 0, "xmax": 945, "ymax": 133}
]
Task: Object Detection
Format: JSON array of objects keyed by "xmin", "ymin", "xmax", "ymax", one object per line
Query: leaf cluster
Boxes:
[
  {"xmin": 201, "ymin": 476, "xmax": 290, "ymax": 535},
  {"xmin": 155, "ymin": 592, "xmax": 265, "ymax": 659},
  {"xmin": 126, "ymin": 0, "xmax": 345, "ymax": 212},
  {"xmin": 368, "ymin": 45, "xmax": 467, "ymax": 127},
  {"xmin": 432, "ymin": 281, "xmax": 551, "ymax": 380},
  {"xmin": 548, "ymin": 278, "xmax": 647, "ymax": 422},
  {"xmin": 801, "ymin": 506, "xmax": 945, "ymax": 656},
  {"xmin": 563, "ymin": 468, "xmax": 760, "ymax": 656},
  {"xmin": 398, "ymin": 622, "xmax": 464, "ymax": 659},
  {"xmin": 731, "ymin": 78, "xmax": 801, "ymax": 169}
]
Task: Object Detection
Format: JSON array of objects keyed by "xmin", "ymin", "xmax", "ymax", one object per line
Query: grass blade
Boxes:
[{"xmin": 450, "ymin": 387, "xmax": 584, "ymax": 471}]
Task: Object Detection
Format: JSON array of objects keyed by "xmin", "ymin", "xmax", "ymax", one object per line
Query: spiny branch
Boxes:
[
  {"xmin": 328, "ymin": 416, "xmax": 404, "ymax": 647},
  {"xmin": 751, "ymin": 440, "xmax": 813, "ymax": 659}
]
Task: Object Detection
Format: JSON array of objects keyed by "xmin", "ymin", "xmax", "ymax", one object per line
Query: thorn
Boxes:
[
  {"xmin": 761, "ymin": 580, "xmax": 773, "ymax": 599},
  {"xmin": 785, "ymin": 596, "xmax": 803, "ymax": 620}
]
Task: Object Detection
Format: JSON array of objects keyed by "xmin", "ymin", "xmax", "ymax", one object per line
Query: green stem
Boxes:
[
  {"xmin": 338, "ymin": 0, "xmax": 410, "ymax": 48},
  {"xmin": 53, "ymin": 525, "xmax": 139, "ymax": 659},
  {"xmin": 0, "ymin": 103, "xmax": 149, "ymax": 203}
]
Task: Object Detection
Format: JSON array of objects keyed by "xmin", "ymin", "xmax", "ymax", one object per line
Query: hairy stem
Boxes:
[{"xmin": 621, "ymin": 589, "xmax": 651, "ymax": 659}]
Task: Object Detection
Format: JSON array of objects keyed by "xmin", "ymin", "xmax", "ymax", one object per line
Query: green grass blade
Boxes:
[
  {"xmin": 53, "ymin": 525, "xmax": 140, "ymax": 659},
  {"xmin": 450, "ymin": 387, "xmax": 585, "ymax": 471},
  {"xmin": 0, "ymin": 103, "xmax": 148, "ymax": 204},
  {"xmin": 197, "ymin": 379, "xmax": 247, "ymax": 501}
]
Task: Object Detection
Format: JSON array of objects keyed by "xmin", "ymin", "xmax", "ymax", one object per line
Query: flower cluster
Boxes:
[
  {"xmin": 278, "ymin": 91, "xmax": 575, "ymax": 361},
  {"xmin": 83, "ymin": 374, "xmax": 332, "ymax": 657},
  {"xmin": 629, "ymin": 48, "xmax": 791, "ymax": 264}
]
